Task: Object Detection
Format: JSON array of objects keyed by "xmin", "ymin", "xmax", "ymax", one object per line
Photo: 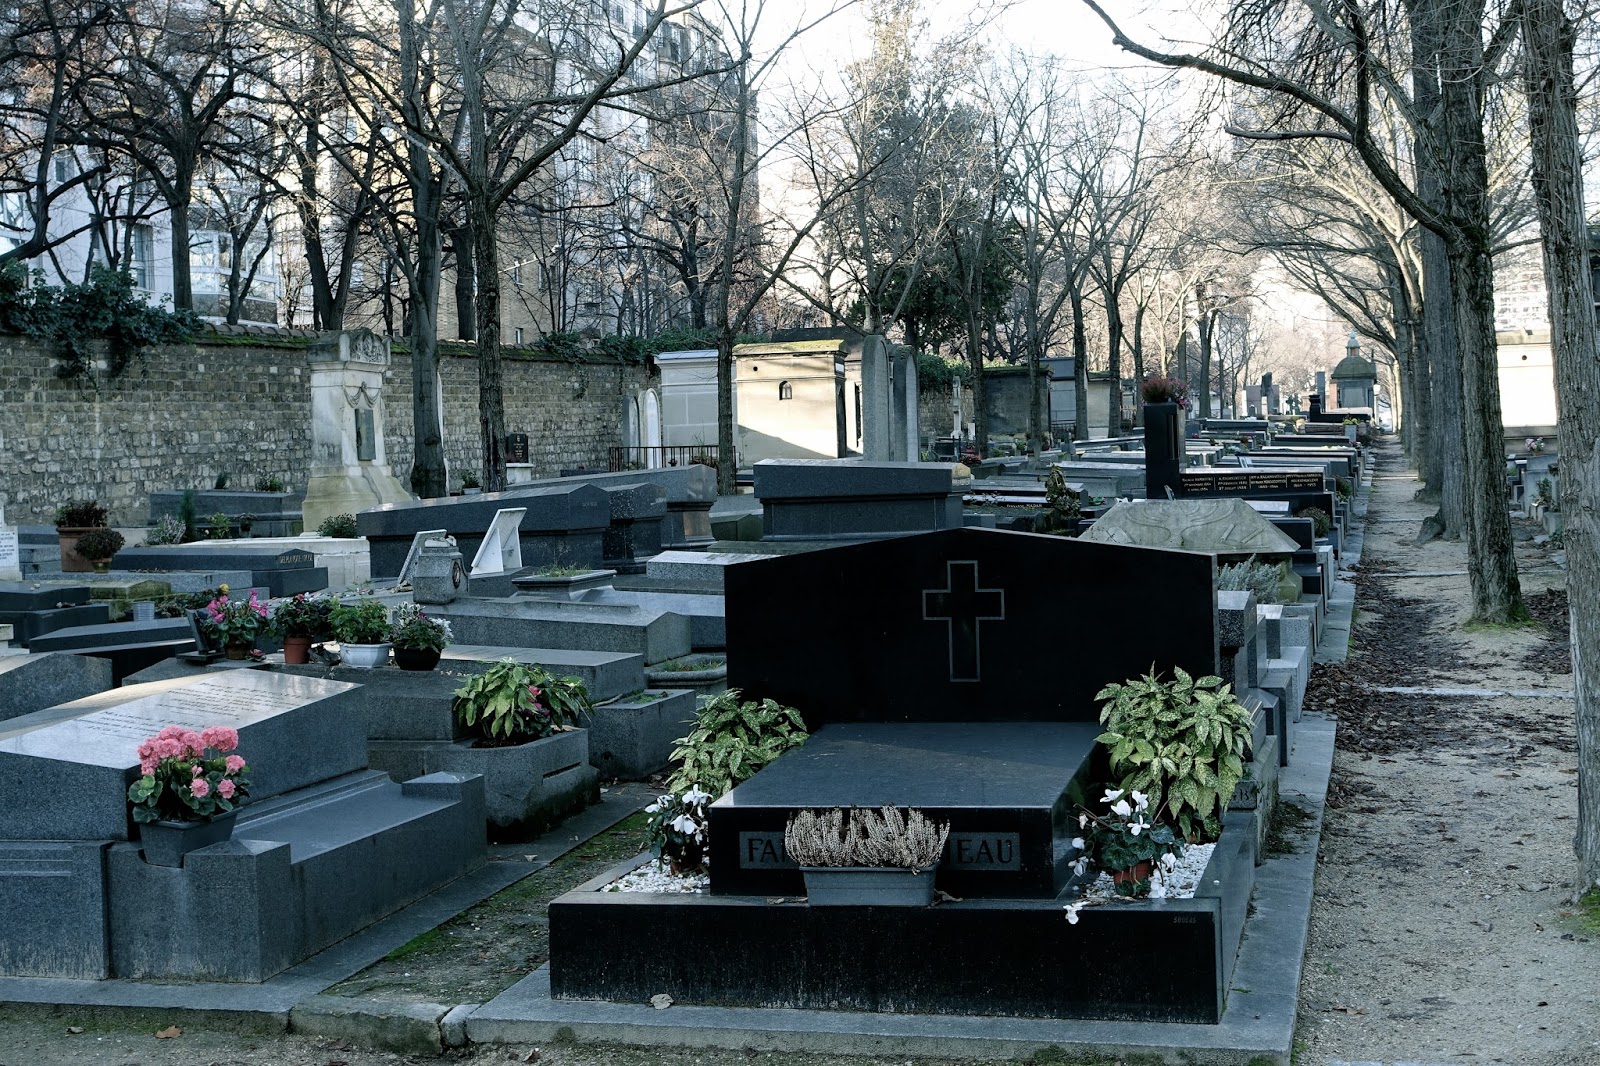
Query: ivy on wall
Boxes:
[{"xmin": 0, "ymin": 263, "xmax": 202, "ymax": 381}]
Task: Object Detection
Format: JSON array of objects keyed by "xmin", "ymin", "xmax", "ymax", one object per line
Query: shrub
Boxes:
[
  {"xmin": 1095, "ymin": 666, "xmax": 1255, "ymax": 842},
  {"xmin": 1033, "ymin": 467, "xmax": 1081, "ymax": 536},
  {"xmin": 1299, "ymin": 506, "xmax": 1331, "ymax": 538},
  {"xmin": 452, "ymin": 659, "xmax": 590, "ymax": 744},
  {"xmin": 664, "ymin": 689, "xmax": 808, "ymax": 800},
  {"xmin": 389, "ymin": 602, "xmax": 451, "ymax": 651},
  {"xmin": 329, "ymin": 597, "xmax": 390, "ymax": 644},
  {"xmin": 317, "ymin": 513, "xmax": 359, "ymax": 538},
  {"xmin": 178, "ymin": 489, "xmax": 198, "ymax": 542},
  {"xmin": 54, "ymin": 500, "xmax": 108, "ymax": 528},
  {"xmin": 460, "ymin": 470, "xmax": 481, "ymax": 489},
  {"xmin": 145, "ymin": 514, "xmax": 185, "ymax": 545},
  {"xmin": 1217, "ymin": 556, "xmax": 1281, "ymax": 604},
  {"xmin": 205, "ymin": 511, "xmax": 233, "ymax": 539},
  {"xmin": 254, "ymin": 474, "xmax": 286, "ymax": 493},
  {"xmin": 1139, "ymin": 374, "xmax": 1190, "ymax": 408},
  {"xmin": 269, "ymin": 594, "xmax": 333, "ymax": 639},
  {"xmin": 643, "ymin": 786, "xmax": 712, "ymax": 873},
  {"xmin": 73, "ymin": 526, "xmax": 125, "ymax": 561}
]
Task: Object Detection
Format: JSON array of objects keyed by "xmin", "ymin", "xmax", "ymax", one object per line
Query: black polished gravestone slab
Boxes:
[
  {"xmin": 1180, "ymin": 468, "xmax": 1326, "ymax": 496},
  {"xmin": 550, "ymin": 808, "xmax": 1257, "ymax": 1023},
  {"xmin": 0, "ymin": 583, "xmax": 92, "ymax": 612},
  {"xmin": 357, "ymin": 483, "xmax": 610, "ymax": 578},
  {"xmin": 708, "ymin": 722, "xmax": 1097, "ymax": 898},
  {"xmin": 724, "ymin": 527, "xmax": 1218, "ymax": 728},
  {"xmin": 109, "ymin": 546, "xmax": 327, "ymax": 597}
]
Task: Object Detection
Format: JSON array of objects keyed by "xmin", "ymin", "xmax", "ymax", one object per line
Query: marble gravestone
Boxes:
[{"xmin": 1080, "ymin": 498, "xmax": 1300, "ymax": 558}]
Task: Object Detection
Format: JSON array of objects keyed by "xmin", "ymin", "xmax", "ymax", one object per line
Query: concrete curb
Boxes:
[
  {"xmin": 459, "ymin": 718, "xmax": 1339, "ymax": 1066},
  {"xmin": 290, "ymin": 994, "xmax": 457, "ymax": 1055}
]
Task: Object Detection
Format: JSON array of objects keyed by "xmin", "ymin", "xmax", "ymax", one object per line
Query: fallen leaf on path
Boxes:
[
  {"xmin": 65, "ymin": 1027, "xmax": 83, "ymax": 1035},
  {"xmin": 155, "ymin": 1025, "xmax": 182, "ymax": 1039}
]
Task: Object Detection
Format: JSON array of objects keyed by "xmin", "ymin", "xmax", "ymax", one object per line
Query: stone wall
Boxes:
[{"xmin": 0, "ymin": 333, "xmax": 649, "ymax": 526}]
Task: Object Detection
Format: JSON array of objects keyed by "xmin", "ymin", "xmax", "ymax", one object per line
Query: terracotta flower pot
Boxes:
[
  {"xmin": 282, "ymin": 635, "xmax": 313, "ymax": 665},
  {"xmin": 57, "ymin": 528, "xmax": 95, "ymax": 573},
  {"xmin": 1112, "ymin": 860, "xmax": 1154, "ymax": 890}
]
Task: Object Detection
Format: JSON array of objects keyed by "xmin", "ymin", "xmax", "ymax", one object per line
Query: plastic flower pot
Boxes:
[
  {"xmin": 341, "ymin": 642, "xmax": 391, "ymax": 669},
  {"xmin": 137, "ymin": 810, "xmax": 239, "ymax": 868},
  {"xmin": 393, "ymin": 645, "xmax": 441, "ymax": 671},
  {"xmin": 799, "ymin": 865, "xmax": 938, "ymax": 906}
]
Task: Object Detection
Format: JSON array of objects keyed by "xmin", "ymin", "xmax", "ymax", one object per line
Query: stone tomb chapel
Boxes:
[{"xmin": 549, "ymin": 527, "xmax": 1259, "ymax": 1022}]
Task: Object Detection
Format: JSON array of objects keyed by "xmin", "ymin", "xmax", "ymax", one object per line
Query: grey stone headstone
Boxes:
[{"xmin": 0, "ymin": 653, "xmax": 114, "ymax": 724}]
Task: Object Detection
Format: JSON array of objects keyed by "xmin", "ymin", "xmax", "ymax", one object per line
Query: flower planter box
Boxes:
[
  {"xmin": 800, "ymin": 864, "xmax": 938, "ymax": 907},
  {"xmin": 367, "ymin": 729, "xmax": 597, "ymax": 840}
]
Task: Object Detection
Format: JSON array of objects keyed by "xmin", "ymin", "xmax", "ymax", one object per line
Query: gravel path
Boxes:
[
  {"xmin": 1292, "ymin": 437, "xmax": 1599, "ymax": 1066},
  {"xmin": 5, "ymin": 436, "xmax": 1596, "ymax": 1066}
]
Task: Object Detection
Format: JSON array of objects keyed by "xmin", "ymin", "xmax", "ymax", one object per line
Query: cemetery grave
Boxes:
[
  {"xmin": 0, "ymin": 671, "xmax": 485, "ymax": 982},
  {"xmin": 542, "ymin": 527, "xmax": 1268, "ymax": 1023}
]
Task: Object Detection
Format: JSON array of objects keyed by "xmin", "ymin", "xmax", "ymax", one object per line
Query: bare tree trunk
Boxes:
[
  {"xmin": 1197, "ymin": 304, "xmax": 1214, "ymax": 419},
  {"xmin": 472, "ymin": 197, "xmax": 506, "ymax": 491},
  {"xmin": 410, "ymin": 231, "xmax": 446, "ymax": 499},
  {"xmin": 1105, "ymin": 289, "xmax": 1124, "ymax": 434},
  {"xmin": 453, "ymin": 224, "xmax": 476, "ymax": 342},
  {"xmin": 1407, "ymin": 0, "xmax": 1465, "ymax": 527},
  {"xmin": 1071, "ymin": 287, "xmax": 1088, "ymax": 440},
  {"xmin": 1131, "ymin": 301, "xmax": 1146, "ymax": 428},
  {"xmin": 1440, "ymin": 1, "xmax": 1523, "ymax": 623},
  {"xmin": 1522, "ymin": 0, "xmax": 1600, "ymax": 890}
]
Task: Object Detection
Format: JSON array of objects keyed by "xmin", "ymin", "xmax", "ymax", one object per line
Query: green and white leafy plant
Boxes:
[
  {"xmin": 664, "ymin": 689, "xmax": 808, "ymax": 799},
  {"xmin": 1095, "ymin": 666, "xmax": 1254, "ymax": 842}
]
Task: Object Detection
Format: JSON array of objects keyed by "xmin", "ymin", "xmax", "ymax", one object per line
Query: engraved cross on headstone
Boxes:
[{"xmin": 922, "ymin": 560, "xmax": 1005, "ymax": 683}]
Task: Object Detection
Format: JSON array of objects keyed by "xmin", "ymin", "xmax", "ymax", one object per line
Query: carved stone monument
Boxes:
[
  {"xmin": 0, "ymin": 504, "xmax": 19, "ymax": 582},
  {"xmin": 300, "ymin": 329, "xmax": 413, "ymax": 530}
]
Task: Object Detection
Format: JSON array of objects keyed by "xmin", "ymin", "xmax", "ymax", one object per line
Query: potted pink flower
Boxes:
[
  {"xmin": 126, "ymin": 725, "xmax": 252, "ymax": 867},
  {"xmin": 203, "ymin": 590, "xmax": 271, "ymax": 660}
]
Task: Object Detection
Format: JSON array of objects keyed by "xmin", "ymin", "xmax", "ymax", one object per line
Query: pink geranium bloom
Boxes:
[
  {"xmin": 224, "ymin": 755, "xmax": 246, "ymax": 773},
  {"xmin": 190, "ymin": 778, "xmax": 211, "ymax": 798},
  {"xmin": 140, "ymin": 759, "xmax": 158, "ymax": 775},
  {"xmin": 217, "ymin": 779, "xmax": 235, "ymax": 799},
  {"xmin": 201, "ymin": 726, "xmax": 239, "ymax": 753}
]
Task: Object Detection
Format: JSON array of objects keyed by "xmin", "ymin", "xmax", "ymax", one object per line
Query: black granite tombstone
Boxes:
[
  {"xmin": 725, "ymin": 526, "xmax": 1219, "ymax": 727},
  {"xmin": 109, "ymin": 546, "xmax": 327, "ymax": 596},
  {"xmin": 549, "ymin": 526, "xmax": 1255, "ymax": 1024},
  {"xmin": 505, "ymin": 433, "xmax": 530, "ymax": 464},
  {"xmin": 1143, "ymin": 402, "xmax": 1184, "ymax": 500}
]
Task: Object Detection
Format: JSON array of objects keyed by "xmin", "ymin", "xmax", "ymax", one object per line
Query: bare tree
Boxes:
[
  {"xmin": 1520, "ymin": 0, "xmax": 1600, "ymax": 891},
  {"xmin": 1080, "ymin": 0, "xmax": 1526, "ymax": 623}
]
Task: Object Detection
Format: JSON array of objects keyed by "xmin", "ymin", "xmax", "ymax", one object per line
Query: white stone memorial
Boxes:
[
  {"xmin": 0, "ymin": 504, "xmax": 20, "ymax": 582},
  {"xmin": 470, "ymin": 508, "xmax": 526, "ymax": 577},
  {"xmin": 300, "ymin": 329, "xmax": 413, "ymax": 529}
]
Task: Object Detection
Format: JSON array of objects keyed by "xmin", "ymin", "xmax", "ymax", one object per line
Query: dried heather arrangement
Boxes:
[{"xmin": 785, "ymin": 806, "xmax": 950, "ymax": 868}]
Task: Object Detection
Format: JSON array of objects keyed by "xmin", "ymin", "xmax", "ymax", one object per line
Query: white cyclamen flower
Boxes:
[
  {"xmin": 1111, "ymin": 799, "xmax": 1132, "ymax": 818},
  {"xmin": 1063, "ymin": 902, "xmax": 1085, "ymax": 925},
  {"xmin": 1160, "ymin": 851, "xmax": 1179, "ymax": 870},
  {"xmin": 1072, "ymin": 857, "xmax": 1089, "ymax": 877},
  {"xmin": 1101, "ymin": 788, "xmax": 1124, "ymax": 804},
  {"xmin": 670, "ymin": 814, "xmax": 698, "ymax": 834},
  {"xmin": 1130, "ymin": 815, "xmax": 1151, "ymax": 836},
  {"xmin": 644, "ymin": 803, "xmax": 661, "ymax": 814},
  {"xmin": 1078, "ymin": 813, "xmax": 1089, "ymax": 829},
  {"xmin": 1130, "ymin": 790, "xmax": 1149, "ymax": 811},
  {"xmin": 681, "ymin": 786, "xmax": 712, "ymax": 806},
  {"xmin": 1071, "ymin": 837, "xmax": 1085, "ymax": 851}
]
